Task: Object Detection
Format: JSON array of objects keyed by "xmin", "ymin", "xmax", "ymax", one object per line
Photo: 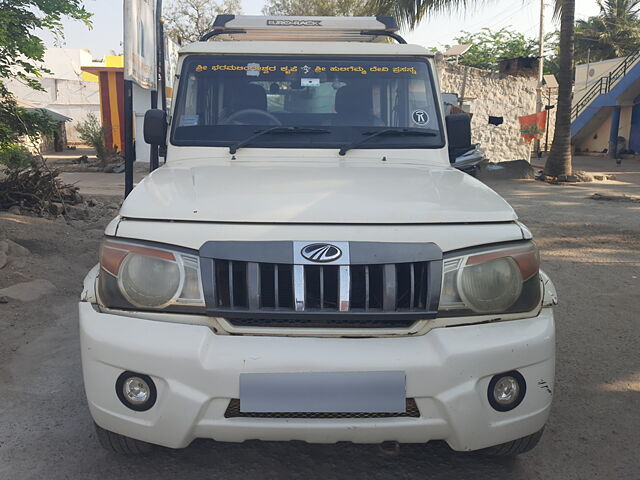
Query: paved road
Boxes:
[{"xmin": 0, "ymin": 156, "xmax": 638, "ymax": 479}]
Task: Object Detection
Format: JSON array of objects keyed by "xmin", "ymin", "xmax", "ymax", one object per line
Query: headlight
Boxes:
[
  {"xmin": 98, "ymin": 239, "xmax": 205, "ymax": 312},
  {"xmin": 439, "ymin": 241, "xmax": 542, "ymax": 317},
  {"xmin": 119, "ymin": 254, "xmax": 181, "ymax": 307}
]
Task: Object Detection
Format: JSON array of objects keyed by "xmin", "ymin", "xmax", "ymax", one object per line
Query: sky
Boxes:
[{"xmin": 43, "ymin": 0, "xmax": 602, "ymax": 60}]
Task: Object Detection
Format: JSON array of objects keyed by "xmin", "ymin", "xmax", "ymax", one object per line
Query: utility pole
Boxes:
[
  {"xmin": 535, "ymin": 0, "xmax": 545, "ymax": 156},
  {"xmin": 124, "ymin": 80, "xmax": 134, "ymax": 197},
  {"xmin": 156, "ymin": 0, "xmax": 167, "ymax": 161}
]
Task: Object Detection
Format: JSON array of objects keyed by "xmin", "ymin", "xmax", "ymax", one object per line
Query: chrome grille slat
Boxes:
[
  {"xmin": 339, "ymin": 265, "xmax": 350, "ymax": 312},
  {"xmin": 382, "ymin": 264, "xmax": 396, "ymax": 312},
  {"xmin": 410, "ymin": 263, "xmax": 415, "ymax": 309},
  {"xmin": 364, "ymin": 265, "xmax": 370, "ymax": 311},
  {"xmin": 294, "ymin": 265, "xmax": 305, "ymax": 311},
  {"xmin": 274, "ymin": 264, "xmax": 279, "ymax": 309},
  {"xmin": 210, "ymin": 259, "xmax": 217, "ymax": 307},
  {"xmin": 319, "ymin": 266, "xmax": 324, "ymax": 309},
  {"xmin": 425, "ymin": 260, "xmax": 442, "ymax": 312},
  {"xmin": 247, "ymin": 262, "xmax": 260, "ymax": 310},
  {"xmin": 228, "ymin": 261, "xmax": 235, "ymax": 307},
  {"xmin": 420, "ymin": 263, "xmax": 428, "ymax": 309}
]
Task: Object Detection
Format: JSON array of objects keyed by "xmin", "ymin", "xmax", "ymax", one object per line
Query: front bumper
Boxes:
[{"xmin": 79, "ymin": 302, "xmax": 555, "ymax": 451}]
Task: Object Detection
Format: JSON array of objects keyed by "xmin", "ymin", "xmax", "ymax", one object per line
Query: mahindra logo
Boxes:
[{"xmin": 301, "ymin": 243, "xmax": 342, "ymax": 263}]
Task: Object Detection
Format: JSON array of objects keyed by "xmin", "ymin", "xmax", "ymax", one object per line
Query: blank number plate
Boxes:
[{"xmin": 239, "ymin": 371, "xmax": 406, "ymax": 413}]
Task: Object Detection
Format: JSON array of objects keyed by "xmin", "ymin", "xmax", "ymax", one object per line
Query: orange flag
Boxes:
[{"xmin": 518, "ymin": 111, "xmax": 547, "ymax": 143}]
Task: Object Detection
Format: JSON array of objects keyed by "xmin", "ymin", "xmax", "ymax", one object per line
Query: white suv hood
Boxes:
[{"xmin": 119, "ymin": 159, "xmax": 517, "ymax": 224}]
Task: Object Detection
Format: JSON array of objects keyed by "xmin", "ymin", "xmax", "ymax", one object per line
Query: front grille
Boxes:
[
  {"xmin": 199, "ymin": 241, "xmax": 443, "ymax": 325},
  {"xmin": 212, "ymin": 261, "xmax": 430, "ymax": 312},
  {"xmin": 224, "ymin": 398, "xmax": 421, "ymax": 419}
]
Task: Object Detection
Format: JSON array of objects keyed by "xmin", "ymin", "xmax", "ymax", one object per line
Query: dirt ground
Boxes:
[
  {"xmin": 0, "ymin": 155, "xmax": 638, "ymax": 479},
  {"xmin": 46, "ymin": 148, "xmax": 148, "ymax": 196}
]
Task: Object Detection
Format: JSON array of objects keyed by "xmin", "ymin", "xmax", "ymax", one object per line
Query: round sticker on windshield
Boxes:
[{"xmin": 412, "ymin": 109, "xmax": 430, "ymax": 126}]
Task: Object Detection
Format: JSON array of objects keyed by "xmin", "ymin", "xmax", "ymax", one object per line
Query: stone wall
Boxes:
[{"xmin": 437, "ymin": 61, "xmax": 551, "ymax": 162}]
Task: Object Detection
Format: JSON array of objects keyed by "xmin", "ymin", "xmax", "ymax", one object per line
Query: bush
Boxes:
[
  {"xmin": 76, "ymin": 113, "xmax": 109, "ymax": 167},
  {"xmin": 0, "ymin": 144, "xmax": 35, "ymax": 170}
]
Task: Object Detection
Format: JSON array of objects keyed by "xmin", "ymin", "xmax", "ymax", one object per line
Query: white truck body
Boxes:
[{"xmin": 80, "ymin": 16, "xmax": 556, "ymax": 455}]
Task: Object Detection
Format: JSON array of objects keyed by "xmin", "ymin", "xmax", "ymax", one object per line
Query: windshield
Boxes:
[{"xmin": 171, "ymin": 55, "xmax": 444, "ymax": 150}]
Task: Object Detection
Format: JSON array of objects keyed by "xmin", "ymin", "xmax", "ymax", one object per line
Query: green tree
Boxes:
[
  {"xmin": 452, "ymin": 28, "xmax": 538, "ymax": 71},
  {"xmin": 262, "ymin": 0, "xmax": 371, "ymax": 16},
  {"xmin": 0, "ymin": 144, "xmax": 36, "ymax": 170},
  {"xmin": 371, "ymin": 0, "xmax": 575, "ymax": 176},
  {"xmin": 543, "ymin": 30, "xmax": 561, "ymax": 76},
  {"xmin": 0, "ymin": 0, "xmax": 91, "ymax": 147},
  {"xmin": 575, "ymin": 0, "xmax": 640, "ymax": 62},
  {"xmin": 164, "ymin": 0, "xmax": 242, "ymax": 44},
  {"xmin": 0, "ymin": 0, "xmax": 91, "ymax": 94},
  {"xmin": 446, "ymin": 29, "xmax": 559, "ymax": 74}
]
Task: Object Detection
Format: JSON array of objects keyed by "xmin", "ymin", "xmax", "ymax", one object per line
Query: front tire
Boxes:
[
  {"xmin": 478, "ymin": 428, "xmax": 544, "ymax": 456},
  {"xmin": 95, "ymin": 423, "xmax": 155, "ymax": 455}
]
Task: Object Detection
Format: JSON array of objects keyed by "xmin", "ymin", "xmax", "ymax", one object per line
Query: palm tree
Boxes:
[
  {"xmin": 371, "ymin": 0, "xmax": 575, "ymax": 176},
  {"xmin": 544, "ymin": 0, "xmax": 575, "ymax": 176},
  {"xmin": 575, "ymin": 0, "xmax": 640, "ymax": 63}
]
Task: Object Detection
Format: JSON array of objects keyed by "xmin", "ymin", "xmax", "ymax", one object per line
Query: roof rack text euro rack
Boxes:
[{"xmin": 200, "ymin": 15, "xmax": 406, "ymax": 44}]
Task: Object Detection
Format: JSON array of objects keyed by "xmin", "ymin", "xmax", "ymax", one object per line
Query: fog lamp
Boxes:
[
  {"xmin": 116, "ymin": 372, "xmax": 157, "ymax": 411},
  {"xmin": 488, "ymin": 371, "xmax": 526, "ymax": 412}
]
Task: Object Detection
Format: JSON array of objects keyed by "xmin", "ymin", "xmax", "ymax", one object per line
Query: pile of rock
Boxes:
[
  {"xmin": 590, "ymin": 193, "xmax": 640, "ymax": 203},
  {"xmin": 4, "ymin": 194, "xmax": 120, "ymax": 222},
  {"xmin": 0, "ymin": 239, "xmax": 56, "ymax": 303},
  {"xmin": 0, "ymin": 239, "xmax": 29, "ymax": 270},
  {"xmin": 476, "ymin": 160, "xmax": 536, "ymax": 180},
  {"xmin": 593, "ymin": 174, "xmax": 617, "ymax": 181},
  {"xmin": 536, "ymin": 171, "xmax": 616, "ymax": 184}
]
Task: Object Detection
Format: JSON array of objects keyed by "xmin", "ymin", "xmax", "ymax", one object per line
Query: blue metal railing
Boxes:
[{"xmin": 571, "ymin": 51, "xmax": 640, "ymax": 121}]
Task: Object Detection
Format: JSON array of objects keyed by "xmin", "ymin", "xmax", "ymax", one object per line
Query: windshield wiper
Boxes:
[
  {"xmin": 229, "ymin": 127, "xmax": 330, "ymax": 154},
  {"xmin": 338, "ymin": 128, "xmax": 438, "ymax": 156}
]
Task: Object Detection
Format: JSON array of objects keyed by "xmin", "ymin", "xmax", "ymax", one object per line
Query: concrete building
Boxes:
[
  {"xmin": 574, "ymin": 57, "xmax": 625, "ymax": 96},
  {"xmin": 6, "ymin": 48, "xmax": 102, "ymax": 145},
  {"xmin": 571, "ymin": 54, "xmax": 640, "ymax": 156}
]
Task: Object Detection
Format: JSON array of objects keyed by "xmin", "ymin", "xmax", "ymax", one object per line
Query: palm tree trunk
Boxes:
[{"xmin": 544, "ymin": 0, "xmax": 575, "ymax": 177}]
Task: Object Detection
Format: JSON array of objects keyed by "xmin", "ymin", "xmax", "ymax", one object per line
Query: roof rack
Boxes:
[{"xmin": 200, "ymin": 15, "xmax": 407, "ymax": 44}]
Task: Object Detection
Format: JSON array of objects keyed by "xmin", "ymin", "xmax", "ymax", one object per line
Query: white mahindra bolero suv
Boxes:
[{"xmin": 79, "ymin": 15, "xmax": 557, "ymax": 456}]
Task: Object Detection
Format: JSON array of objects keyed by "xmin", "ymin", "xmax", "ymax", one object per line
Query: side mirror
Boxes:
[
  {"xmin": 143, "ymin": 109, "xmax": 167, "ymax": 145},
  {"xmin": 445, "ymin": 113, "xmax": 472, "ymax": 163}
]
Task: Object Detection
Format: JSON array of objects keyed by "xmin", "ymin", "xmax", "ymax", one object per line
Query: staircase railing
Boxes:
[{"xmin": 571, "ymin": 50, "xmax": 640, "ymax": 121}]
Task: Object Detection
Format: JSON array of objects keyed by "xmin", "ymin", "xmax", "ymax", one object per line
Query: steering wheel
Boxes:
[{"xmin": 224, "ymin": 109, "xmax": 282, "ymax": 126}]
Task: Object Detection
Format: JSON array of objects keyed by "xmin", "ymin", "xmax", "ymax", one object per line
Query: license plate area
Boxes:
[{"xmin": 239, "ymin": 371, "xmax": 406, "ymax": 413}]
